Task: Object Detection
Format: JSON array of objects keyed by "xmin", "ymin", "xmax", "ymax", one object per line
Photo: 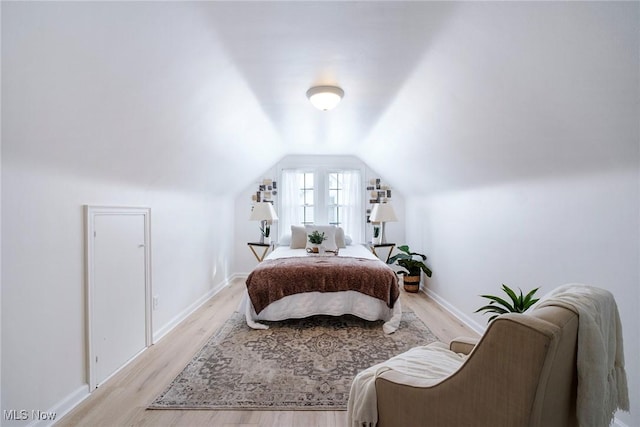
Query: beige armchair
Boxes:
[{"xmin": 374, "ymin": 305, "xmax": 579, "ymax": 427}]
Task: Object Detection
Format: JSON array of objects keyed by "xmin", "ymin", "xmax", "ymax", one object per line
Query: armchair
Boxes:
[{"xmin": 351, "ymin": 305, "xmax": 580, "ymax": 427}]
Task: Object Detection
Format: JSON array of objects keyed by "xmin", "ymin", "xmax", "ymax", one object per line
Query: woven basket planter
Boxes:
[{"xmin": 403, "ymin": 275, "xmax": 421, "ymax": 293}]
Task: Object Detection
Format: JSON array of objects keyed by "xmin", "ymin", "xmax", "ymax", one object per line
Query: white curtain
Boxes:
[
  {"xmin": 342, "ymin": 170, "xmax": 362, "ymax": 244},
  {"xmin": 279, "ymin": 169, "xmax": 302, "ymax": 241}
]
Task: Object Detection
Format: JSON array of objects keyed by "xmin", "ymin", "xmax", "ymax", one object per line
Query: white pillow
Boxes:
[
  {"xmin": 290, "ymin": 225, "xmax": 307, "ymax": 249},
  {"xmin": 335, "ymin": 227, "xmax": 346, "ymax": 248},
  {"xmin": 345, "ymin": 235, "xmax": 353, "ymax": 245},
  {"xmin": 305, "ymin": 225, "xmax": 338, "ymax": 251}
]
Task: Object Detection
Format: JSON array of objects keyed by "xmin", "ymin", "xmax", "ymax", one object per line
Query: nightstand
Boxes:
[
  {"xmin": 247, "ymin": 242, "xmax": 273, "ymax": 262},
  {"xmin": 368, "ymin": 242, "xmax": 396, "ymax": 263}
]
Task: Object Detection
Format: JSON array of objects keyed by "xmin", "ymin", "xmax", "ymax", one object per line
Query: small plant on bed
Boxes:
[
  {"xmin": 307, "ymin": 230, "xmax": 327, "ymax": 253},
  {"xmin": 475, "ymin": 284, "xmax": 540, "ymax": 323},
  {"xmin": 387, "ymin": 245, "xmax": 432, "ymax": 293}
]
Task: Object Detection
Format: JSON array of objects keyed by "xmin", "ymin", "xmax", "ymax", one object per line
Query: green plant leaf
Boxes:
[
  {"xmin": 501, "ymin": 284, "xmax": 519, "ymax": 304},
  {"xmin": 478, "ymin": 294, "xmax": 515, "ymax": 312},
  {"xmin": 523, "ymin": 287, "xmax": 540, "ymax": 307},
  {"xmin": 387, "ymin": 253, "xmax": 411, "ymax": 265},
  {"xmin": 420, "ymin": 264, "xmax": 432, "ymax": 277},
  {"xmin": 474, "ymin": 304, "xmax": 509, "ymax": 314},
  {"xmin": 308, "ymin": 230, "xmax": 327, "ymax": 244},
  {"xmin": 476, "ymin": 284, "xmax": 540, "ymax": 322},
  {"xmin": 387, "ymin": 245, "xmax": 431, "ymax": 278}
]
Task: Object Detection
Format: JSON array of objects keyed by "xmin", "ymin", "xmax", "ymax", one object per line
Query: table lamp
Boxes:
[
  {"xmin": 249, "ymin": 202, "xmax": 278, "ymax": 244},
  {"xmin": 369, "ymin": 202, "xmax": 397, "ymax": 244}
]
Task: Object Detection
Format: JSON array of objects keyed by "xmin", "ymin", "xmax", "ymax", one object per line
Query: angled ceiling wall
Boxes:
[
  {"xmin": 3, "ymin": 2, "xmax": 285, "ymax": 196},
  {"xmin": 4, "ymin": 2, "xmax": 636, "ymax": 198},
  {"xmin": 363, "ymin": 2, "xmax": 638, "ymax": 195}
]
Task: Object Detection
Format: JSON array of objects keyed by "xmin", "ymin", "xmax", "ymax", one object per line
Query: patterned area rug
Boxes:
[{"xmin": 149, "ymin": 311, "xmax": 437, "ymax": 410}]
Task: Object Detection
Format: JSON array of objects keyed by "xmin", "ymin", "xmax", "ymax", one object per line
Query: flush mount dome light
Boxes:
[{"xmin": 306, "ymin": 85, "xmax": 344, "ymax": 111}]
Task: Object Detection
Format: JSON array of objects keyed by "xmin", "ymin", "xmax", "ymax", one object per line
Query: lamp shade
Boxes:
[
  {"xmin": 369, "ymin": 203, "xmax": 397, "ymax": 223},
  {"xmin": 249, "ymin": 202, "xmax": 278, "ymax": 221},
  {"xmin": 306, "ymin": 86, "xmax": 344, "ymax": 111}
]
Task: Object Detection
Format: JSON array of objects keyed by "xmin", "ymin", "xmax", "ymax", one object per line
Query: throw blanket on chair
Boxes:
[
  {"xmin": 536, "ymin": 283, "xmax": 629, "ymax": 427},
  {"xmin": 347, "ymin": 342, "xmax": 466, "ymax": 427}
]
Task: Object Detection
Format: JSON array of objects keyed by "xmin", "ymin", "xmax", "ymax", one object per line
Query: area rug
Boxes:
[{"xmin": 149, "ymin": 311, "xmax": 438, "ymax": 410}]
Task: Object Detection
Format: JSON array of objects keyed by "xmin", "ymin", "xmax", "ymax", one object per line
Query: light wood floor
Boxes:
[{"xmin": 57, "ymin": 279, "xmax": 478, "ymax": 427}]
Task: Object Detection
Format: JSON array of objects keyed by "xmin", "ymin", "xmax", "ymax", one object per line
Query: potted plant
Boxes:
[
  {"xmin": 475, "ymin": 284, "xmax": 540, "ymax": 322},
  {"xmin": 307, "ymin": 230, "xmax": 326, "ymax": 253},
  {"xmin": 372, "ymin": 225, "xmax": 381, "ymax": 245},
  {"xmin": 387, "ymin": 245, "xmax": 432, "ymax": 293},
  {"xmin": 260, "ymin": 223, "xmax": 271, "ymax": 244}
]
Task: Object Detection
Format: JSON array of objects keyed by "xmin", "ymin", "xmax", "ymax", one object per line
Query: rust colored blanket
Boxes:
[{"xmin": 245, "ymin": 256, "xmax": 400, "ymax": 314}]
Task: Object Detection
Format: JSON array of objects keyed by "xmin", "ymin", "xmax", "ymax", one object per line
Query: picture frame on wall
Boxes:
[
  {"xmin": 365, "ymin": 177, "xmax": 393, "ymax": 228},
  {"xmin": 252, "ymin": 178, "xmax": 278, "ymax": 204}
]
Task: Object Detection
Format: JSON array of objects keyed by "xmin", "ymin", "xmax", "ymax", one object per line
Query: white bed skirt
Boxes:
[{"xmin": 239, "ymin": 289, "xmax": 402, "ymax": 334}]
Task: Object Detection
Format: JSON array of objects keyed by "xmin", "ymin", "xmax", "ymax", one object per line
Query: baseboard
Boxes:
[
  {"xmin": 26, "ymin": 277, "xmax": 234, "ymax": 427},
  {"xmin": 27, "ymin": 384, "xmax": 89, "ymax": 427},
  {"xmin": 422, "ymin": 288, "xmax": 485, "ymax": 335},
  {"xmin": 152, "ymin": 276, "xmax": 233, "ymax": 343}
]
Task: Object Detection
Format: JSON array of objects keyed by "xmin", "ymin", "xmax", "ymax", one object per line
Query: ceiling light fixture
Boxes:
[{"xmin": 306, "ymin": 85, "xmax": 344, "ymax": 111}]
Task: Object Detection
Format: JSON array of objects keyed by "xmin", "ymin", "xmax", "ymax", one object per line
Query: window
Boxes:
[
  {"xmin": 280, "ymin": 168, "xmax": 362, "ymax": 243},
  {"xmin": 328, "ymin": 172, "xmax": 344, "ymax": 227},
  {"xmin": 298, "ymin": 172, "xmax": 314, "ymax": 225}
]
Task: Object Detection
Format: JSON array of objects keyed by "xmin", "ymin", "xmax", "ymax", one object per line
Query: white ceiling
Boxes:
[
  {"xmin": 199, "ymin": 2, "xmax": 456, "ymax": 152},
  {"xmin": 4, "ymin": 2, "xmax": 638, "ymax": 196}
]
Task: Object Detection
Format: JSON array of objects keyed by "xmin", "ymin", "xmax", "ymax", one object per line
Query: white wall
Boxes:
[
  {"xmin": 1, "ymin": 1, "xmax": 4, "ymax": 417},
  {"xmin": 372, "ymin": 4, "xmax": 639, "ymax": 424},
  {"xmin": 2, "ymin": 2, "xmax": 244, "ymax": 423},
  {"xmin": 407, "ymin": 167, "xmax": 639, "ymax": 426},
  {"xmin": 1, "ymin": 163, "xmax": 234, "ymax": 425}
]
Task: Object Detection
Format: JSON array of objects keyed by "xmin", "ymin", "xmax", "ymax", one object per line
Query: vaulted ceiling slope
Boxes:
[{"xmin": 4, "ymin": 2, "xmax": 638, "ymax": 196}]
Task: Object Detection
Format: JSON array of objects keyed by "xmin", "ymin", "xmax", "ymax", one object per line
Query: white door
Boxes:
[{"xmin": 88, "ymin": 208, "xmax": 150, "ymax": 388}]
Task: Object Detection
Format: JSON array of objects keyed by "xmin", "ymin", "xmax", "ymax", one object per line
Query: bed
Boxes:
[{"xmin": 240, "ymin": 243, "xmax": 402, "ymax": 334}]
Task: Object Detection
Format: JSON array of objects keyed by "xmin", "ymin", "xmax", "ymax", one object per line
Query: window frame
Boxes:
[
  {"xmin": 277, "ymin": 157, "xmax": 367, "ymax": 243},
  {"xmin": 327, "ymin": 170, "xmax": 345, "ymax": 227},
  {"xmin": 299, "ymin": 171, "xmax": 315, "ymax": 225}
]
